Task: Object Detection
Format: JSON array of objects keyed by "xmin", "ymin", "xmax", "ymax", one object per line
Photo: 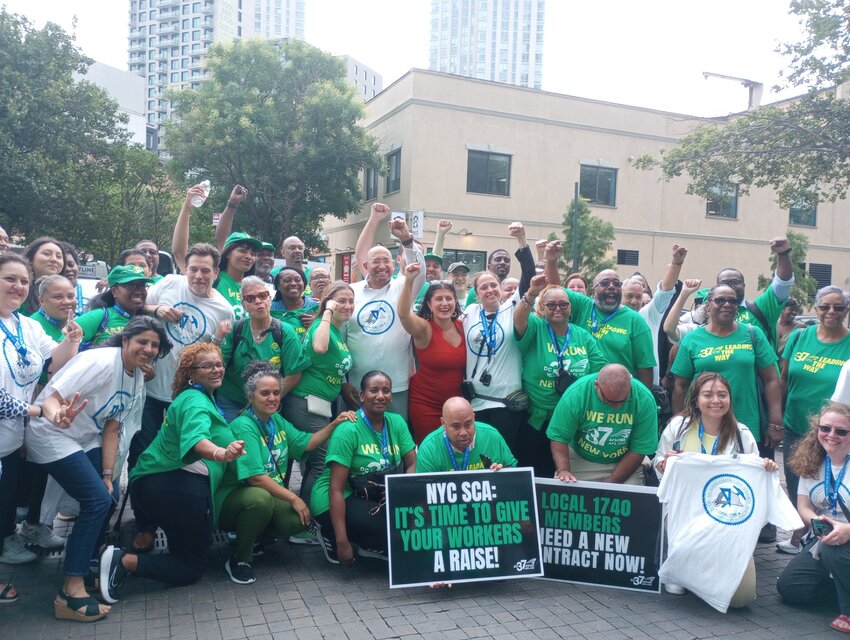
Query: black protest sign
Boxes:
[
  {"xmin": 386, "ymin": 468, "xmax": 543, "ymax": 588},
  {"xmin": 535, "ymin": 479, "xmax": 663, "ymax": 592}
]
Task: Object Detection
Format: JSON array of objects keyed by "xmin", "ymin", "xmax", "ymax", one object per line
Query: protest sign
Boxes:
[
  {"xmin": 536, "ymin": 479, "xmax": 663, "ymax": 592},
  {"xmin": 386, "ymin": 468, "xmax": 543, "ymax": 588}
]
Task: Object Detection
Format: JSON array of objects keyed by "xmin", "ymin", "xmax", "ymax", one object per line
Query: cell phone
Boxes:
[
  {"xmin": 811, "ymin": 518, "xmax": 834, "ymax": 538},
  {"xmin": 671, "ymin": 439, "xmax": 683, "ymax": 453},
  {"xmin": 480, "ymin": 454, "xmax": 492, "ymax": 468}
]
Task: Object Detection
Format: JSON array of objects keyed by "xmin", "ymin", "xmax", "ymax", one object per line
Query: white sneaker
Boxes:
[
  {"xmin": 0, "ymin": 534, "xmax": 38, "ymax": 565},
  {"xmin": 19, "ymin": 522, "xmax": 65, "ymax": 550},
  {"xmin": 776, "ymin": 540, "xmax": 801, "ymax": 555},
  {"xmin": 665, "ymin": 583, "xmax": 685, "ymax": 595}
]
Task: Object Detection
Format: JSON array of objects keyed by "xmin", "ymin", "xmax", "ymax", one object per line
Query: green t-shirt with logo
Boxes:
[
  {"xmin": 129, "ymin": 388, "xmax": 233, "ymax": 519},
  {"xmin": 31, "ymin": 310, "xmax": 64, "ymax": 342},
  {"xmin": 77, "ymin": 307, "xmax": 130, "ymax": 346},
  {"xmin": 216, "ymin": 271, "xmax": 246, "ymax": 320},
  {"xmin": 291, "ymin": 319, "xmax": 352, "ymax": 402},
  {"xmin": 310, "ymin": 411, "xmax": 415, "ymax": 516},
  {"xmin": 271, "ymin": 265, "xmax": 313, "ymax": 297},
  {"xmin": 214, "ymin": 412, "xmax": 312, "ymax": 518},
  {"xmin": 515, "ymin": 315, "xmax": 607, "ymax": 430},
  {"xmin": 270, "ymin": 298, "xmax": 319, "ymax": 339},
  {"xmin": 218, "ymin": 320, "xmax": 310, "ymax": 405},
  {"xmin": 565, "ymin": 290, "xmax": 656, "ymax": 376},
  {"xmin": 548, "ymin": 373, "xmax": 658, "ymax": 464},
  {"xmin": 782, "ymin": 326, "xmax": 850, "ymax": 434},
  {"xmin": 416, "ymin": 422, "xmax": 517, "ymax": 473},
  {"xmin": 737, "ymin": 286, "xmax": 784, "ymax": 348},
  {"xmin": 670, "ymin": 324, "xmax": 777, "ymax": 439}
]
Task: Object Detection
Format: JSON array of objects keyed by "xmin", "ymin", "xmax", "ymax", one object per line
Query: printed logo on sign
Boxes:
[
  {"xmin": 631, "ymin": 576, "xmax": 656, "ymax": 587},
  {"xmin": 357, "ymin": 300, "xmax": 395, "ymax": 335},
  {"xmin": 166, "ymin": 302, "xmax": 208, "ymax": 345},
  {"xmin": 92, "ymin": 391, "xmax": 132, "ymax": 432},
  {"xmin": 514, "ymin": 558, "xmax": 537, "ymax": 572},
  {"xmin": 2, "ymin": 337, "xmax": 41, "ymax": 388},
  {"xmin": 702, "ymin": 474, "xmax": 755, "ymax": 525},
  {"xmin": 466, "ymin": 321, "xmax": 505, "ymax": 356}
]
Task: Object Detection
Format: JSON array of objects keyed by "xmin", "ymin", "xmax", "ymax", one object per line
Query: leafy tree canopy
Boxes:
[
  {"xmin": 756, "ymin": 229, "xmax": 818, "ymax": 303},
  {"xmin": 551, "ymin": 198, "xmax": 616, "ymax": 278}
]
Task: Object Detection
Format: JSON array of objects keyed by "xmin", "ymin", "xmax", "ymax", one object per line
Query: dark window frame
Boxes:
[
  {"xmin": 466, "ymin": 150, "xmax": 512, "ymax": 196},
  {"xmin": 579, "ymin": 165, "xmax": 617, "ymax": 206},
  {"xmin": 385, "ymin": 149, "xmax": 401, "ymax": 194},
  {"xmin": 364, "ymin": 167, "xmax": 379, "ymax": 201},
  {"xmin": 706, "ymin": 183, "xmax": 738, "ymax": 219},
  {"xmin": 789, "ymin": 202, "xmax": 817, "ymax": 227},
  {"xmin": 616, "ymin": 249, "xmax": 639, "ymax": 266}
]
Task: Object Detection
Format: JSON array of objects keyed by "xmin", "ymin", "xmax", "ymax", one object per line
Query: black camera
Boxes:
[
  {"xmin": 479, "ymin": 370, "xmax": 492, "ymax": 386},
  {"xmin": 461, "ymin": 380, "xmax": 476, "ymax": 401},
  {"xmin": 555, "ymin": 369, "xmax": 577, "ymax": 395}
]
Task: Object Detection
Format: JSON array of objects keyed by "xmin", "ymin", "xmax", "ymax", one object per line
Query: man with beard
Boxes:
[
  {"xmin": 544, "ymin": 242, "xmax": 655, "ymax": 388},
  {"xmin": 254, "ymin": 242, "xmax": 276, "ymax": 284}
]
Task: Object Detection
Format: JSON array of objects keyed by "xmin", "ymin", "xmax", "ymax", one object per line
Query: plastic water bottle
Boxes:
[{"xmin": 192, "ymin": 180, "xmax": 211, "ymax": 207}]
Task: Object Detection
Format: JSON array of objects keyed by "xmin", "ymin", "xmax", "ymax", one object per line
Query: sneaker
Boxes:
[
  {"xmin": 19, "ymin": 522, "xmax": 66, "ymax": 550},
  {"xmin": 316, "ymin": 528, "xmax": 339, "ymax": 565},
  {"xmin": 99, "ymin": 545, "xmax": 128, "ymax": 604},
  {"xmin": 288, "ymin": 529, "xmax": 318, "ymax": 545},
  {"xmin": 758, "ymin": 523, "xmax": 777, "ymax": 543},
  {"xmin": 776, "ymin": 540, "xmax": 801, "ymax": 555},
  {"xmin": 356, "ymin": 546, "xmax": 388, "ymax": 561},
  {"xmin": 225, "ymin": 557, "xmax": 255, "ymax": 584},
  {"xmin": 665, "ymin": 583, "xmax": 685, "ymax": 595},
  {"xmin": 0, "ymin": 534, "xmax": 38, "ymax": 565}
]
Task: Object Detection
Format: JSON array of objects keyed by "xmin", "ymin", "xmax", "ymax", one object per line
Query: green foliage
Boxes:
[
  {"xmin": 779, "ymin": 0, "xmax": 850, "ymax": 89},
  {"xmin": 164, "ymin": 38, "xmax": 381, "ymax": 251},
  {"xmin": 556, "ymin": 198, "xmax": 616, "ymax": 278},
  {"xmin": 756, "ymin": 230, "xmax": 818, "ymax": 305}
]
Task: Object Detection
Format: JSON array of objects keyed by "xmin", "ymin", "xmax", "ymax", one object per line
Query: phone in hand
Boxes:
[
  {"xmin": 480, "ymin": 454, "xmax": 492, "ymax": 468},
  {"xmin": 811, "ymin": 518, "xmax": 834, "ymax": 538}
]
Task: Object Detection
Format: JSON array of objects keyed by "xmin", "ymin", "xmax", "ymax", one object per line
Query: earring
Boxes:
[{"xmin": 188, "ymin": 379, "xmax": 195, "ymax": 386}]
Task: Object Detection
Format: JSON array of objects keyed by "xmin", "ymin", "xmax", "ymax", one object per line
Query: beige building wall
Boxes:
[{"xmin": 323, "ymin": 69, "xmax": 850, "ymax": 296}]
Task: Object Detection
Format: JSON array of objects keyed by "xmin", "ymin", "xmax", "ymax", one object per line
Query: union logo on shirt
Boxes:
[
  {"xmin": 166, "ymin": 302, "xmax": 208, "ymax": 345},
  {"xmin": 92, "ymin": 390, "xmax": 133, "ymax": 432},
  {"xmin": 702, "ymin": 473, "xmax": 755, "ymax": 525},
  {"xmin": 466, "ymin": 321, "xmax": 505, "ymax": 357},
  {"xmin": 357, "ymin": 300, "xmax": 396, "ymax": 335},
  {"xmin": 2, "ymin": 337, "xmax": 42, "ymax": 388}
]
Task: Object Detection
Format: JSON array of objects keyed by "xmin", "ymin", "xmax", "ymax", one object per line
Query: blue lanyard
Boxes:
[
  {"xmin": 112, "ymin": 304, "xmax": 131, "ymax": 319},
  {"xmin": 0, "ymin": 313, "xmax": 30, "ymax": 366},
  {"xmin": 189, "ymin": 383, "xmax": 225, "ymax": 418},
  {"xmin": 825, "ymin": 454, "xmax": 850, "ymax": 516},
  {"xmin": 75, "ymin": 284, "xmax": 84, "ymax": 315},
  {"xmin": 546, "ymin": 323, "xmax": 571, "ymax": 372},
  {"xmin": 697, "ymin": 420, "xmax": 720, "ymax": 455},
  {"xmin": 442, "ymin": 433, "xmax": 470, "ymax": 471},
  {"xmin": 36, "ymin": 308, "xmax": 63, "ymax": 328},
  {"xmin": 247, "ymin": 407, "xmax": 277, "ymax": 464},
  {"xmin": 478, "ymin": 309, "xmax": 498, "ymax": 357},
  {"xmin": 359, "ymin": 408, "xmax": 390, "ymax": 463},
  {"xmin": 591, "ymin": 306, "xmax": 621, "ymax": 334}
]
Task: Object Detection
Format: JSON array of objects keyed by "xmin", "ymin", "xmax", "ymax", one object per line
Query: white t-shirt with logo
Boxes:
[
  {"xmin": 0, "ymin": 314, "xmax": 56, "ymax": 458},
  {"xmin": 658, "ymin": 453, "xmax": 802, "ymax": 612},
  {"xmin": 145, "ymin": 275, "xmax": 235, "ymax": 401},
  {"xmin": 462, "ymin": 293, "xmax": 522, "ymax": 411},
  {"xmin": 27, "ymin": 347, "xmax": 145, "ymax": 465},
  {"xmin": 799, "ymin": 460, "xmax": 850, "ymax": 524},
  {"xmin": 832, "ymin": 360, "xmax": 850, "ymax": 406}
]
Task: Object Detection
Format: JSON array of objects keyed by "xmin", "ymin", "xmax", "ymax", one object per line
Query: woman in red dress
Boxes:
[{"xmin": 399, "ymin": 263, "xmax": 466, "ymax": 443}]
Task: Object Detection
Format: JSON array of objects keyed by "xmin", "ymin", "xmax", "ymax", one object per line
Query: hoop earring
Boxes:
[{"xmin": 188, "ymin": 379, "xmax": 195, "ymax": 386}]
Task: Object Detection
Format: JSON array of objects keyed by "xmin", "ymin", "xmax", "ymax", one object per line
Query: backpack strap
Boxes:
[
  {"xmin": 225, "ymin": 318, "xmax": 249, "ymax": 371},
  {"xmin": 269, "ymin": 318, "xmax": 286, "ymax": 377},
  {"xmin": 79, "ymin": 308, "xmax": 110, "ymax": 352}
]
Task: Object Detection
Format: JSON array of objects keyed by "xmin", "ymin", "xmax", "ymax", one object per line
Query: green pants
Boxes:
[{"xmin": 218, "ymin": 486, "xmax": 305, "ymax": 562}]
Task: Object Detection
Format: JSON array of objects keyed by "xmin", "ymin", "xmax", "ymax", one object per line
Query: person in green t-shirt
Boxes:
[
  {"xmin": 214, "ymin": 276, "xmax": 310, "ymax": 422},
  {"xmin": 311, "ymin": 371, "xmax": 417, "ymax": 566},
  {"xmin": 31, "ymin": 275, "xmax": 75, "ymax": 342},
  {"xmin": 270, "ymin": 266, "xmax": 318, "ymax": 338},
  {"xmin": 671, "ymin": 284, "xmax": 783, "ymax": 448},
  {"xmin": 216, "ymin": 362, "xmax": 355, "ymax": 584},
  {"xmin": 417, "ymin": 397, "xmax": 517, "ymax": 473},
  {"xmin": 548, "ymin": 365, "xmax": 658, "ymax": 485},
  {"xmin": 513, "ymin": 274, "xmax": 607, "ymax": 477},
  {"xmin": 214, "ymin": 232, "xmax": 263, "ymax": 321},
  {"xmin": 78, "ymin": 265, "xmax": 152, "ymax": 349}
]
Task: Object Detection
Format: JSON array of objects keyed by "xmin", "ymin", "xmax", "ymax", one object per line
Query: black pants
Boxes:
[
  {"xmin": 0, "ymin": 450, "xmax": 23, "ymax": 540},
  {"xmin": 315, "ymin": 494, "xmax": 388, "ymax": 555},
  {"xmin": 778, "ymin": 539, "xmax": 850, "ymax": 615},
  {"xmin": 514, "ymin": 419, "xmax": 555, "ymax": 479},
  {"xmin": 130, "ymin": 470, "xmax": 212, "ymax": 586},
  {"xmin": 20, "ymin": 461, "xmax": 48, "ymax": 525},
  {"xmin": 476, "ymin": 407, "xmax": 526, "ymax": 454},
  {"xmin": 128, "ymin": 395, "xmax": 171, "ymax": 534}
]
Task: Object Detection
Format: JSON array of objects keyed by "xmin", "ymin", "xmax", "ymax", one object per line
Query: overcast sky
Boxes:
[{"xmin": 2, "ymin": 0, "xmax": 806, "ymax": 116}]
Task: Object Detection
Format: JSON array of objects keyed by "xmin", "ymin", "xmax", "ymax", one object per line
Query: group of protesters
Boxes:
[{"xmin": 0, "ymin": 183, "xmax": 849, "ymax": 634}]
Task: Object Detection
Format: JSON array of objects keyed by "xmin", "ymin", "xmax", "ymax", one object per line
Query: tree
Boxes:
[
  {"xmin": 164, "ymin": 38, "xmax": 381, "ymax": 251},
  {"xmin": 756, "ymin": 229, "xmax": 818, "ymax": 305},
  {"xmin": 551, "ymin": 198, "xmax": 616, "ymax": 278}
]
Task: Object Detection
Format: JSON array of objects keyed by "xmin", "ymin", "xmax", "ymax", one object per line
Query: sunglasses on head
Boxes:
[
  {"xmin": 243, "ymin": 290, "xmax": 271, "ymax": 304},
  {"xmin": 819, "ymin": 425, "xmax": 850, "ymax": 437}
]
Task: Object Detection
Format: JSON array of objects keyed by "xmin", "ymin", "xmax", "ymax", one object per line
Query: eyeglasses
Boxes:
[
  {"xmin": 594, "ymin": 279, "xmax": 622, "ymax": 289},
  {"xmin": 191, "ymin": 362, "xmax": 224, "ymax": 371},
  {"xmin": 817, "ymin": 304, "xmax": 848, "ymax": 314},
  {"xmin": 139, "ymin": 248, "xmax": 158, "ymax": 256},
  {"xmin": 719, "ymin": 278, "xmax": 744, "ymax": 287},
  {"xmin": 544, "ymin": 301, "xmax": 570, "ymax": 310},
  {"xmin": 243, "ymin": 291, "xmax": 271, "ymax": 304},
  {"xmin": 710, "ymin": 297, "xmax": 737, "ymax": 307},
  {"xmin": 818, "ymin": 425, "xmax": 850, "ymax": 437}
]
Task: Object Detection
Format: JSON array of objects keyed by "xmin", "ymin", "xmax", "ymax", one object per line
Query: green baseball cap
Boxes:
[
  {"xmin": 107, "ymin": 264, "xmax": 152, "ymax": 287},
  {"xmin": 259, "ymin": 242, "xmax": 276, "ymax": 253},
  {"xmin": 694, "ymin": 287, "xmax": 711, "ymax": 301},
  {"xmin": 423, "ymin": 252, "xmax": 443, "ymax": 266},
  {"xmin": 223, "ymin": 232, "xmax": 263, "ymax": 252}
]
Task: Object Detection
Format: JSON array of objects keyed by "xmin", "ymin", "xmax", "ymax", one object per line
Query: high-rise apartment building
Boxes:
[{"xmin": 428, "ymin": 0, "xmax": 544, "ymax": 89}]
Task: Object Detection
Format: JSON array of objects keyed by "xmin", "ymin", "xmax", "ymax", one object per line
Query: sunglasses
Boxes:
[
  {"xmin": 243, "ymin": 290, "xmax": 271, "ymax": 304},
  {"xmin": 710, "ymin": 297, "xmax": 737, "ymax": 307},
  {"xmin": 544, "ymin": 301, "xmax": 570, "ymax": 310},
  {"xmin": 817, "ymin": 304, "xmax": 848, "ymax": 313},
  {"xmin": 719, "ymin": 278, "xmax": 744, "ymax": 287},
  {"xmin": 818, "ymin": 425, "xmax": 850, "ymax": 437},
  {"xmin": 595, "ymin": 279, "xmax": 622, "ymax": 289}
]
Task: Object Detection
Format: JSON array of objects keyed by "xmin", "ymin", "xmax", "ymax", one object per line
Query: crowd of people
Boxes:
[{"xmin": 1, "ymin": 184, "xmax": 849, "ymax": 633}]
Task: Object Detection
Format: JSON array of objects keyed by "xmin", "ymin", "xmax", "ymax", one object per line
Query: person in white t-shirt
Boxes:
[
  {"xmin": 778, "ymin": 403, "xmax": 850, "ymax": 635},
  {"xmin": 656, "ymin": 372, "xmax": 781, "ymax": 606},
  {"xmin": 129, "ymin": 243, "xmax": 234, "ymax": 553},
  {"xmin": 833, "ymin": 359, "xmax": 850, "ymax": 406}
]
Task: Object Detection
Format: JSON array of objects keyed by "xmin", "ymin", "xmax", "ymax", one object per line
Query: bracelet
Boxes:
[
  {"xmin": 769, "ymin": 423, "xmax": 784, "ymax": 432},
  {"xmin": 401, "ymin": 237, "xmax": 414, "ymax": 247},
  {"xmin": 154, "ymin": 305, "xmax": 163, "ymax": 318},
  {"xmin": 521, "ymin": 296, "xmax": 533, "ymax": 308},
  {"xmin": 102, "ymin": 470, "xmax": 113, "ymax": 478},
  {"xmin": 777, "ymin": 248, "xmax": 792, "ymax": 256},
  {"xmin": 226, "ymin": 200, "xmax": 238, "ymax": 209},
  {"xmin": 672, "ymin": 261, "xmax": 684, "ymax": 266},
  {"xmin": 37, "ymin": 405, "xmax": 43, "ymax": 418},
  {"xmin": 213, "ymin": 447, "xmax": 224, "ymax": 462}
]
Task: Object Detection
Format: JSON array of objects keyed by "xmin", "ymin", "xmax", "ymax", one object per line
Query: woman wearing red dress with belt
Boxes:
[{"xmin": 398, "ymin": 263, "xmax": 466, "ymax": 443}]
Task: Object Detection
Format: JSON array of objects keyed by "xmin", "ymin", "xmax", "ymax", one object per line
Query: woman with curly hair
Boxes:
[
  {"xmin": 778, "ymin": 403, "xmax": 850, "ymax": 634},
  {"xmin": 20, "ymin": 237, "xmax": 65, "ymax": 315},
  {"xmin": 98, "ymin": 342, "xmax": 246, "ymax": 605}
]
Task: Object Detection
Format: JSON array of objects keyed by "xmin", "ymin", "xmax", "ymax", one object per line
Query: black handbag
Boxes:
[{"xmin": 349, "ymin": 460, "xmax": 404, "ymax": 503}]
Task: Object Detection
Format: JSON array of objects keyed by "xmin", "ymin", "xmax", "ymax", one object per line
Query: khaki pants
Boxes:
[{"xmin": 568, "ymin": 449, "xmax": 645, "ymax": 485}]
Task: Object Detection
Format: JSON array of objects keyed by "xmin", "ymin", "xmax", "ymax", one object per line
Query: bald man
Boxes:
[
  {"xmin": 0, "ymin": 226, "xmax": 9, "ymax": 254},
  {"xmin": 548, "ymin": 364, "xmax": 658, "ymax": 485},
  {"xmin": 416, "ymin": 397, "xmax": 517, "ymax": 473}
]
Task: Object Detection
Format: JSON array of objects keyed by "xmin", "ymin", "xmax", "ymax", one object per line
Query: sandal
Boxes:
[
  {"xmin": 0, "ymin": 583, "xmax": 19, "ymax": 603},
  {"xmin": 831, "ymin": 615, "xmax": 850, "ymax": 634},
  {"xmin": 54, "ymin": 590, "xmax": 108, "ymax": 622}
]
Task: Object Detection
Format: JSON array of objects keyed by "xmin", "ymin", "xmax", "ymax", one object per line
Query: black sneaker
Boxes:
[
  {"xmin": 225, "ymin": 557, "xmax": 255, "ymax": 585},
  {"xmin": 758, "ymin": 523, "xmax": 777, "ymax": 543},
  {"xmin": 316, "ymin": 528, "xmax": 339, "ymax": 565},
  {"xmin": 99, "ymin": 545, "xmax": 128, "ymax": 604}
]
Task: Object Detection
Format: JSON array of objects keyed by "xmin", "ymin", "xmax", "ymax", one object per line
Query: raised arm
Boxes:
[
  {"xmin": 663, "ymin": 278, "xmax": 701, "ymax": 342},
  {"xmin": 398, "ymin": 263, "xmax": 433, "ymax": 347},
  {"xmin": 510, "ymin": 222, "xmax": 535, "ymax": 297},
  {"xmin": 390, "ymin": 218, "xmax": 426, "ymax": 293},
  {"xmin": 544, "ymin": 240, "xmax": 563, "ymax": 288},
  {"xmin": 659, "ymin": 244, "xmax": 687, "ymax": 293},
  {"xmin": 213, "ymin": 185, "xmax": 249, "ymax": 250},
  {"xmin": 173, "ymin": 184, "xmax": 207, "ymax": 273},
  {"xmin": 514, "ymin": 274, "xmax": 546, "ymax": 338},
  {"xmin": 770, "ymin": 237, "xmax": 794, "ymax": 283},
  {"xmin": 433, "ymin": 219, "xmax": 451, "ymax": 257},
  {"xmin": 354, "ymin": 202, "xmax": 390, "ymax": 275}
]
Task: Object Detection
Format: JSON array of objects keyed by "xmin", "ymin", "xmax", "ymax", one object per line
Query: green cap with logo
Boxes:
[
  {"xmin": 260, "ymin": 242, "xmax": 276, "ymax": 253},
  {"xmin": 423, "ymin": 252, "xmax": 443, "ymax": 266},
  {"xmin": 223, "ymin": 232, "xmax": 263, "ymax": 252},
  {"xmin": 107, "ymin": 264, "xmax": 153, "ymax": 287}
]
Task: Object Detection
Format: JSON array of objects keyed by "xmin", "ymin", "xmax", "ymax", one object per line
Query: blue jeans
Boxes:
[
  {"xmin": 216, "ymin": 393, "xmax": 244, "ymax": 424},
  {"xmin": 42, "ymin": 448, "xmax": 115, "ymax": 577}
]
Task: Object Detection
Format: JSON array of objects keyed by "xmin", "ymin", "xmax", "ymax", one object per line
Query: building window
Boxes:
[
  {"xmin": 789, "ymin": 202, "xmax": 817, "ymax": 227},
  {"xmin": 441, "ymin": 249, "xmax": 487, "ymax": 275},
  {"xmin": 706, "ymin": 183, "xmax": 738, "ymax": 218},
  {"xmin": 385, "ymin": 149, "xmax": 401, "ymax": 194},
  {"xmin": 616, "ymin": 249, "xmax": 639, "ymax": 266},
  {"xmin": 580, "ymin": 165, "xmax": 617, "ymax": 206},
  {"xmin": 365, "ymin": 167, "xmax": 378, "ymax": 201},
  {"xmin": 809, "ymin": 263, "xmax": 833, "ymax": 291},
  {"xmin": 467, "ymin": 150, "xmax": 511, "ymax": 196}
]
